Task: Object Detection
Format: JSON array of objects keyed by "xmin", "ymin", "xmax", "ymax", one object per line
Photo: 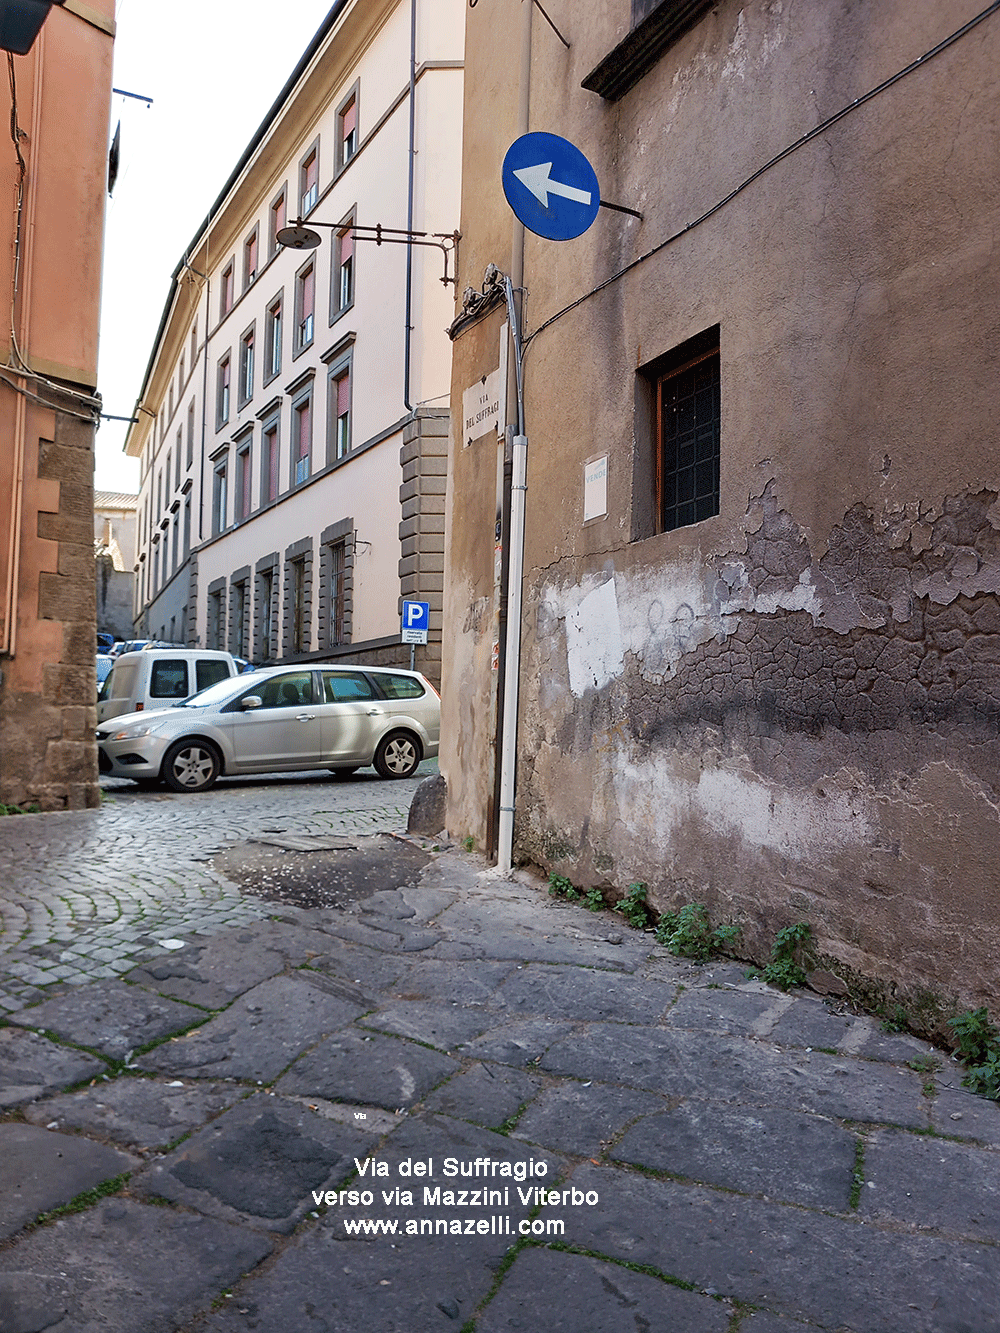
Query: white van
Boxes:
[{"xmin": 97, "ymin": 649, "xmax": 239, "ymax": 724}]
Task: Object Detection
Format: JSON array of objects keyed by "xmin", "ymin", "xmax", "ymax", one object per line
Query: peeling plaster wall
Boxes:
[{"xmin": 444, "ymin": 0, "xmax": 1000, "ymax": 1011}]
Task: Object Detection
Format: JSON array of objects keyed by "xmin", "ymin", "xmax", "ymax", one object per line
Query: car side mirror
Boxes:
[{"xmin": 241, "ymin": 695, "xmax": 263, "ymax": 710}]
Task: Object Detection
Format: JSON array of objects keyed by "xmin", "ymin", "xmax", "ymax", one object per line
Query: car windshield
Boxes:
[{"xmin": 175, "ymin": 675, "xmax": 247, "ymax": 709}]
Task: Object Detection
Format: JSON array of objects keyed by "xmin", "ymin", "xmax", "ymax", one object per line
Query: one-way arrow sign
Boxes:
[{"xmin": 502, "ymin": 132, "xmax": 600, "ymax": 241}]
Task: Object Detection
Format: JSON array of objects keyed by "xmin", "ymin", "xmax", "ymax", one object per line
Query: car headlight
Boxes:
[{"xmin": 111, "ymin": 723, "xmax": 158, "ymax": 740}]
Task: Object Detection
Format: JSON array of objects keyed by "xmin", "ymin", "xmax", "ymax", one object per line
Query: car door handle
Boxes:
[
  {"xmin": 295, "ymin": 713, "xmax": 316, "ymax": 722},
  {"xmin": 366, "ymin": 707, "xmax": 384, "ymax": 715}
]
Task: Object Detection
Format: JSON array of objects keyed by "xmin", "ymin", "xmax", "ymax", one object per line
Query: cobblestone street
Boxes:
[{"xmin": 0, "ymin": 763, "xmax": 439, "ymax": 1013}]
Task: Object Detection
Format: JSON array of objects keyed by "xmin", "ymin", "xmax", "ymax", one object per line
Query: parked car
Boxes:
[
  {"xmin": 110, "ymin": 638, "xmax": 150, "ymax": 657},
  {"xmin": 96, "ymin": 654, "xmax": 114, "ymax": 697},
  {"xmin": 97, "ymin": 649, "xmax": 239, "ymax": 724},
  {"xmin": 96, "ymin": 632, "xmax": 115, "ymax": 654},
  {"xmin": 96, "ymin": 663, "xmax": 440, "ymax": 791}
]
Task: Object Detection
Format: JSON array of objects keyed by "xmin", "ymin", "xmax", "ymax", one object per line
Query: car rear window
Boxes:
[
  {"xmin": 110, "ymin": 659, "xmax": 138, "ymax": 698},
  {"xmin": 150, "ymin": 659, "xmax": 189, "ymax": 699},
  {"xmin": 197, "ymin": 659, "xmax": 232, "ymax": 692},
  {"xmin": 377, "ymin": 673, "xmax": 426, "ymax": 699},
  {"xmin": 323, "ymin": 671, "xmax": 375, "ymax": 703}
]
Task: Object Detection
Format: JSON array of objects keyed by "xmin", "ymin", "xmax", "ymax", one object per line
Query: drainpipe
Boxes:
[
  {"xmin": 497, "ymin": 275, "xmax": 527, "ymax": 875},
  {"xmin": 494, "ymin": 0, "xmax": 533, "ymax": 874},
  {"xmin": 403, "ymin": 0, "xmax": 417, "ymax": 412}
]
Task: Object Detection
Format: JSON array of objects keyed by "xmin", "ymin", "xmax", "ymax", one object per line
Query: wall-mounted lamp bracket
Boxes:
[{"xmin": 277, "ymin": 218, "xmax": 461, "ymax": 286}]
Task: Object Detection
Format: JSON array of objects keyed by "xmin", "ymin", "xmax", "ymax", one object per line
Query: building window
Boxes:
[
  {"xmin": 264, "ymin": 295, "xmax": 282, "ymax": 382},
  {"xmin": 328, "ymin": 541, "xmax": 346, "ymax": 644},
  {"xmin": 236, "ymin": 440, "xmax": 252, "ymax": 521},
  {"xmin": 172, "ymin": 514, "xmax": 179, "ymax": 572},
  {"xmin": 207, "ymin": 587, "xmax": 225, "ymax": 650},
  {"xmin": 183, "ymin": 496, "xmax": 191, "ymax": 559},
  {"xmin": 291, "ymin": 558, "xmax": 306, "ymax": 653},
  {"xmin": 220, "ymin": 262, "xmax": 235, "ymax": 318},
  {"xmin": 269, "ymin": 187, "xmax": 286, "ymax": 257},
  {"xmin": 333, "ymin": 215, "xmax": 354, "ymax": 317},
  {"xmin": 165, "ymin": 450, "xmax": 171, "ymax": 500},
  {"xmin": 328, "ymin": 360, "xmax": 352, "ymax": 462},
  {"xmin": 582, "ymin": 0, "xmax": 714, "ymax": 101},
  {"xmin": 292, "ymin": 394, "xmax": 311, "ymax": 486},
  {"xmin": 255, "ymin": 558, "xmax": 278, "ymax": 661},
  {"xmin": 262, "ymin": 418, "xmax": 280, "ymax": 505},
  {"xmin": 179, "ymin": 351, "xmax": 185, "ymax": 388},
  {"xmin": 175, "ymin": 430, "xmax": 182, "ymax": 488},
  {"xmin": 190, "ymin": 320, "xmax": 198, "ymax": 366},
  {"xmin": 300, "ymin": 144, "xmax": 319, "ymax": 215},
  {"xmin": 186, "ymin": 401, "xmax": 195, "ymax": 469},
  {"xmin": 657, "ymin": 337, "xmax": 720, "ymax": 532},
  {"xmin": 212, "ymin": 459, "xmax": 228, "ymax": 536},
  {"xmin": 337, "ymin": 89, "xmax": 358, "ymax": 171},
  {"xmin": 295, "ymin": 263, "xmax": 315, "ymax": 351},
  {"xmin": 243, "ymin": 227, "xmax": 259, "ymax": 289},
  {"xmin": 217, "ymin": 354, "xmax": 231, "ymax": 427},
  {"xmin": 239, "ymin": 325, "xmax": 255, "ymax": 406},
  {"xmin": 169, "ymin": 382, "xmax": 174, "ymax": 418},
  {"xmin": 156, "ymin": 470, "xmax": 162, "ymax": 518},
  {"xmin": 230, "ymin": 577, "xmax": 249, "ymax": 658}
]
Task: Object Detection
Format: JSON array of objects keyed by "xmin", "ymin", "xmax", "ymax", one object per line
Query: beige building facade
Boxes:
[
  {"xmin": 443, "ymin": 0, "xmax": 1000, "ymax": 1019},
  {"xmin": 127, "ymin": 0, "xmax": 463, "ymax": 681},
  {"xmin": 0, "ymin": 0, "xmax": 115, "ymax": 809}
]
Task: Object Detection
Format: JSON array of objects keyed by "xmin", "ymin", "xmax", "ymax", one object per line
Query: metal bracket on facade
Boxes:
[{"xmin": 351, "ymin": 224, "xmax": 461, "ymax": 287}]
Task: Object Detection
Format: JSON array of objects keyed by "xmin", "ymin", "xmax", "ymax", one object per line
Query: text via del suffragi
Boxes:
[{"xmin": 309, "ymin": 1155, "xmax": 600, "ymax": 1239}]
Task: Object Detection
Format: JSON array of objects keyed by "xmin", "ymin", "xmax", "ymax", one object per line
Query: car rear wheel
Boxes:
[
  {"xmin": 373, "ymin": 732, "xmax": 421, "ymax": 779},
  {"xmin": 162, "ymin": 739, "xmax": 221, "ymax": 792}
]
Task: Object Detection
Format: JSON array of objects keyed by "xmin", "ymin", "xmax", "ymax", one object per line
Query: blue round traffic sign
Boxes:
[{"xmin": 502, "ymin": 132, "xmax": 600, "ymax": 241}]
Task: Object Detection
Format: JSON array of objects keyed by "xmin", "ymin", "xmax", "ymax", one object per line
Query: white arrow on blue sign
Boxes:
[
  {"xmin": 502, "ymin": 132, "xmax": 600, "ymax": 241},
  {"xmin": 401, "ymin": 600, "xmax": 430, "ymax": 644}
]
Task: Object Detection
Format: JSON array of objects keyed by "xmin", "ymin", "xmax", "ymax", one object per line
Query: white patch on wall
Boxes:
[
  {"xmin": 614, "ymin": 756, "xmax": 871, "ymax": 861},
  {"xmin": 565, "ymin": 578, "xmax": 624, "ymax": 697}
]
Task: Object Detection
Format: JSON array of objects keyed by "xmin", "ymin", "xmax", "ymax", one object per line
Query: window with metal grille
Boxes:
[{"xmin": 657, "ymin": 342, "xmax": 720, "ymax": 532}]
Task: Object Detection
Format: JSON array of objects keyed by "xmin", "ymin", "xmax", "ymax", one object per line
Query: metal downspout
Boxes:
[{"xmin": 403, "ymin": 0, "xmax": 416, "ymax": 412}]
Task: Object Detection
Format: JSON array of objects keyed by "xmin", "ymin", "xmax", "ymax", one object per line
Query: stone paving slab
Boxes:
[
  {"xmin": 541, "ymin": 1025, "xmax": 930, "ymax": 1127},
  {"xmin": 138, "ymin": 974, "xmax": 364, "ymax": 1082},
  {"xmin": 193, "ymin": 1212, "xmax": 506, "ymax": 1333},
  {"xmin": 0, "ymin": 1123, "xmax": 138, "ymax": 1239},
  {"xmin": 547, "ymin": 1162, "xmax": 1000, "ymax": 1331},
  {"xmin": 0, "ymin": 1025, "xmax": 104, "ymax": 1107},
  {"xmin": 476, "ymin": 1247, "xmax": 731, "ymax": 1333},
  {"xmin": 9, "ymin": 979, "xmax": 200, "ymax": 1058},
  {"xmin": 459, "ymin": 1018, "xmax": 579, "ymax": 1067},
  {"xmin": 23, "ymin": 1075, "xmax": 247, "ymax": 1152},
  {"xmin": 126, "ymin": 932, "xmax": 289, "ymax": 1008},
  {"xmin": 612, "ymin": 1102, "xmax": 859, "ymax": 1210},
  {"xmin": 860, "ymin": 1126, "xmax": 1000, "ymax": 1242},
  {"xmin": 664, "ymin": 987, "xmax": 786, "ymax": 1036},
  {"xmin": 133, "ymin": 1093, "xmax": 370, "ymax": 1233},
  {"xmin": 390, "ymin": 957, "xmax": 515, "ymax": 1004},
  {"xmin": 359, "ymin": 1000, "xmax": 493, "ymax": 1051},
  {"xmin": 276, "ymin": 1028, "xmax": 460, "ymax": 1110},
  {"xmin": 424, "ymin": 1062, "xmax": 542, "ymax": 1129},
  {"xmin": 930, "ymin": 1083, "xmax": 1000, "ymax": 1142},
  {"xmin": 513, "ymin": 1080, "xmax": 665, "ymax": 1157},
  {"xmin": 0, "ymin": 1198, "xmax": 273, "ymax": 1333},
  {"xmin": 489, "ymin": 963, "xmax": 675, "ymax": 1023}
]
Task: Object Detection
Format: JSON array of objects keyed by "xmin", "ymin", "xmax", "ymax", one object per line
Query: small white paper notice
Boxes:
[{"xmin": 584, "ymin": 454, "xmax": 608, "ymax": 522}]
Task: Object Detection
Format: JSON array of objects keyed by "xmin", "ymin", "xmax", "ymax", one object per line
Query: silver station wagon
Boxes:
[{"xmin": 96, "ymin": 664, "xmax": 440, "ymax": 791}]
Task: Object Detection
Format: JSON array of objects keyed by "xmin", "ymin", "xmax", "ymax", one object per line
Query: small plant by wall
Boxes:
[
  {"xmin": 655, "ymin": 903, "xmax": 739, "ymax": 961},
  {"xmin": 950, "ymin": 1008, "xmax": 1000, "ymax": 1100}
]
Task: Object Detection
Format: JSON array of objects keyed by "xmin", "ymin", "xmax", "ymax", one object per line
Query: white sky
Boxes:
[{"xmin": 95, "ymin": 0, "xmax": 334, "ymax": 493}]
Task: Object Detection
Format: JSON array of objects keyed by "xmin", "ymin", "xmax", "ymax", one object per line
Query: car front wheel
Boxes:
[
  {"xmin": 162, "ymin": 739, "xmax": 221, "ymax": 792},
  {"xmin": 373, "ymin": 732, "xmax": 421, "ymax": 779}
]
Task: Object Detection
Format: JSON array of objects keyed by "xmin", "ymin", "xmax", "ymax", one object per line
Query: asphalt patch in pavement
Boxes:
[{"xmin": 213, "ymin": 832, "xmax": 431, "ymax": 910}]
